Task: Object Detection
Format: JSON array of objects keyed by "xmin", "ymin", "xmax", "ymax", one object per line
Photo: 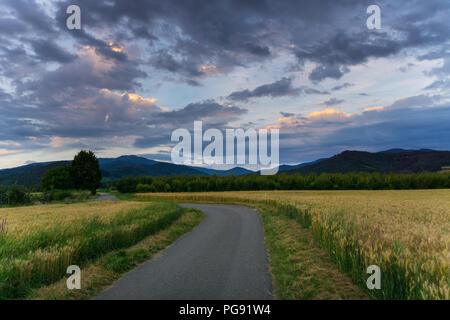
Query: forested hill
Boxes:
[
  {"xmin": 0, "ymin": 155, "xmax": 251, "ymax": 186},
  {"xmin": 286, "ymin": 149, "xmax": 450, "ymax": 174},
  {"xmin": 0, "ymin": 161, "xmax": 70, "ymax": 186},
  {"xmin": 1, "ymin": 149, "xmax": 449, "ymax": 187}
]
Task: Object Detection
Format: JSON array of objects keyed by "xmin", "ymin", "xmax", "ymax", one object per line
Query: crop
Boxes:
[
  {"xmin": 137, "ymin": 190, "xmax": 450, "ymax": 299},
  {"xmin": 0, "ymin": 200, "xmax": 183, "ymax": 299}
]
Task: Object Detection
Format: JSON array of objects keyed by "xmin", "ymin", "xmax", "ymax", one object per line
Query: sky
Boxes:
[{"xmin": 0, "ymin": 0, "xmax": 449, "ymax": 169}]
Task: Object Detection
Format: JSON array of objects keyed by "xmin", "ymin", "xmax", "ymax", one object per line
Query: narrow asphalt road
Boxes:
[
  {"xmin": 89, "ymin": 192, "xmax": 119, "ymax": 201},
  {"xmin": 95, "ymin": 203, "xmax": 273, "ymax": 300}
]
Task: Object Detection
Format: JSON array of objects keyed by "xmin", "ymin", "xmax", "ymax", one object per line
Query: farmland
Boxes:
[
  {"xmin": 136, "ymin": 189, "xmax": 450, "ymax": 300},
  {"xmin": 0, "ymin": 200, "xmax": 201, "ymax": 299}
]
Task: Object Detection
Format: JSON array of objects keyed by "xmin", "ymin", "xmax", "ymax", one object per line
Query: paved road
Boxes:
[
  {"xmin": 95, "ymin": 203, "xmax": 273, "ymax": 300},
  {"xmin": 90, "ymin": 192, "xmax": 119, "ymax": 201}
]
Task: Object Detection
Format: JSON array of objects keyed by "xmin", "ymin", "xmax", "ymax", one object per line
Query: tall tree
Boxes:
[{"xmin": 70, "ymin": 150, "xmax": 102, "ymax": 194}]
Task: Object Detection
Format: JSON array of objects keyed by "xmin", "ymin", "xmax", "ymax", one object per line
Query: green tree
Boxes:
[
  {"xmin": 41, "ymin": 165, "xmax": 73, "ymax": 191},
  {"xmin": 70, "ymin": 150, "xmax": 102, "ymax": 194}
]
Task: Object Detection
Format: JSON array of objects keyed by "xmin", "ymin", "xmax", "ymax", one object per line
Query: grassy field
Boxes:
[
  {"xmin": 28, "ymin": 207, "xmax": 204, "ymax": 300},
  {"xmin": 0, "ymin": 200, "xmax": 199, "ymax": 299},
  {"xmin": 136, "ymin": 190, "xmax": 450, "ymax": 300}
]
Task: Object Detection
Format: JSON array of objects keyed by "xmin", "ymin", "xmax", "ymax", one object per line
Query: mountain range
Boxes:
[{"xmin": 0, "ymin": 149, "xmax": 449, "ymax": 187}]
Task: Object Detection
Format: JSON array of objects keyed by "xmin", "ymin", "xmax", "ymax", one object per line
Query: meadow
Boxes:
[
  {"xmin": 0, "ymin": 200, "xmax": 186, "ymax": 299},
  {"xmin": 136, "ymin": 190, "xmax": 450, "ymax": 300}
]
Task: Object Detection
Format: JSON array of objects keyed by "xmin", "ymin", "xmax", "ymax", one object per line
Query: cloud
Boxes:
[
  {"xmin": 318, "ymin": 98, "xmax": 344, "ymax": 106},
  {"xmin": 30, "ymin": 40, "xmax": 77, "ymax": 63},
  {"xmin": 390, "ymin": 95, "xmax": 441, "ymax": 109},
  {"xmin": 267, "ymin": 94, "xmax": 450, "ymax": 162},
  {"xmin": 331, "ymin": 83, "xmax": 354, "ymax": 91},
  {"xmin": 228, "ymin": 78, "xmax": 299, "ymax": 101},
  {"xmin": 0, "ymin": 0, "xmax": 449, "ymax": 167},
  {"xmin": 134, "ymin": 100, "xmax": 248, "ymax": 148},
  {"xmin": 309, "ymin": 64, "xmax": 350, "ymax": 82},
  {"xmin": 0, "ymin": 149, "xmax": 22, "ymax": 155},
  {"xmin": 227, "ymin": 77, "xmax": 328, "ymax": 101},
  {"xmin": 306, "ymin": 108, "xmax": 352, "ymax": 121},
  {"xmin": 363, "ymin": 106, "xmax": 384, "ymax": 112}
]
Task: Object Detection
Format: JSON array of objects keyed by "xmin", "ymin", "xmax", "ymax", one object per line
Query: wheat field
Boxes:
[
  {"xmin": 137, "ymin": 190, "xmax": 450, "ymax": 299},
  {"xmin": 0, "ymin": 200, "xmax": 183, "ymax": 299}
]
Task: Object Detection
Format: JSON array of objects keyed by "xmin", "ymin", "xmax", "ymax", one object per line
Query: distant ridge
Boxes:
[
  {"xmin": 195, "ymin": 167, "xmax": 254, "ymax": 176},
  {"xmin": 0, "ymin": 161, "xmax": 70, "ymax": 186},
  {"xmin": 377, "ymin": 148, "xmax": 435, "ymax": 154},
  {"xmin": 285, "ymin": 149, "xmax": 450, "ymax": 175},
  {"xmin": 1, "ymin": 149, "xmax": 449, "ymax": 186},
  {"xmin": 0, "ymin": 156, "xmax": 253, "ymax": 186}
]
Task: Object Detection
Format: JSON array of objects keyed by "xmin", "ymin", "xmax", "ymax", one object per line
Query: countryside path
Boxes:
[
  {"xmin": 95, "ymin": 203, "xmax": 273, "ymax": 300},
  {"xmin": 90, "ymin": 192, "xmax": 119, "ymax": 201}
]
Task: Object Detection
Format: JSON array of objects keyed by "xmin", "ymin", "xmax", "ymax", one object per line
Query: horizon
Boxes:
[
  {"xmin": 0, "ymin": 1, "xmax": 449, "ymax": 169},
  {"xmin": 1, "ymin": 147, "xmax": 447, "ymax": 171}
]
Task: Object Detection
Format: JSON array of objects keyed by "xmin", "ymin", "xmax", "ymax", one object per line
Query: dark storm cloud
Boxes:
[
  {"xmin": 134, "ymin": 101, "xmax": 248, "ymax": 148},
  {"xmin": 30, "ymin": 40, "xmax": 77, "ymax": 63},
  {"xmin": 149, "ymin": 51, "xmax": 203, "ymax": 78},
  {"xmin": 4, "ymin": 0, "xmax": 449, "ymax": 83},
  {"xmin": 155, "ymin": 100, "xmax": 247, "ymax": 125},
  {"xmin": 227, "ymin": 78, "xmax": 328, "ymax": 101},
  {"xmin": 309, "ymin": 64, "xmax": 350, "ymax": 82},
  {"xmin": 5, "ymin": 0, "xmax": 57, "ymax": 34},
  {"xmin": 56, "ymin": 0, "xmax": 449, "ymax": 82}
]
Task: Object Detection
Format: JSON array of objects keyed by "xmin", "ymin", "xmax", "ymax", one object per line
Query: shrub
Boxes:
[
  {"xmin": 136, "ymin": 183, "xmax": 152, "ymax": 192},
  {"xmin": 41, "ymin": 166, "xmax": 74, "ymax": 191},
  {"xmin": 0, "ymin": 185, "xmax": 31, "ymax": 206}
]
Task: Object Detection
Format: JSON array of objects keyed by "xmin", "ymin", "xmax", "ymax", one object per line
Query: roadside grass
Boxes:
[
  {"xmin": 258, "ymin": 204, "xmax": 367, "ymax": 299},
  {"xmin": 112, "ymin": 192, "xmax": 137, "ymax": 201},
  {"xmin": 0, "ymin": 200, "xmax": 195, "ymax": 299},
  {"xmin": 28, "ymin": 208, "xmax": 204, "ymax": 300},
  {"xmin": 135, "ymin": 190, "xmax": 450, "ymax": 300}
]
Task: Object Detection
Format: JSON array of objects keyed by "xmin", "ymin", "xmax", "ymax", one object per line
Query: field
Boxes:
[
  {"xmin": 136, "ymin": 190, "xmax": 450, "ymax": 300},
  {"xmin": 0, "ymin": 200, "xmax": 200, "ymax": 299}
]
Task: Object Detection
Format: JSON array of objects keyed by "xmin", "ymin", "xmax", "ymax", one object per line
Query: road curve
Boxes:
[
  {"xmin": 95, "ymin": 203, "xmax": 273, "ymax": 300},
  {"xmin": 89, "ymin": 192, "xmax": 119, "ymax": 201}
]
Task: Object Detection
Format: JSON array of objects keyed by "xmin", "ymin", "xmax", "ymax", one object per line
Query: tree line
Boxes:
[
  {"xmin": 111, "ymin": 171, "xmax": 450, "ymax": 193},
  {"xmin": 0, "ymin": 150, "xmax": 102, "ymax": 206}
]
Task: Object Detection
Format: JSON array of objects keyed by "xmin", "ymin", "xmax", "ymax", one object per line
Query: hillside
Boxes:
[
  {"xmin": 2, "ymin": 149, "xmax": 449, "ymax": 187},
  {"xmin": 0, "ymin": 156, "xmax": 248, "ymax": 186},
  {"xmin": 195, "ymin": 166, "xmax": 254, "ymax": 176},
  {"xmin": 287, "ymin": 150, "xmax": 450, "ymax": 174},
  {"xmin": 0, "ymin": 161, "xmax": 70, "ymax": 186}
]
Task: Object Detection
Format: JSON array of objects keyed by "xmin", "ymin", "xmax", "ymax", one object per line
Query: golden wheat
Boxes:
[{"xmin": 137, "ymin": 190, "xmax": 450, "ymax": 299}]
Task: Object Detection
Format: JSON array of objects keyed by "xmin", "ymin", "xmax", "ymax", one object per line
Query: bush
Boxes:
[
  {"xmin": 41, "ymin": 166, "xmax": 74, "ymax": 191},
  {"xmin": 136, "ymin": 183, "xmax": 155, "ymax": 192},
  {"xmin": 52, "ymin": 190, "xmax": 73, "ymax": 201},
  {"xmin": 0, "ymin": 184, "xmax": 31, "ymax": 206}
]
